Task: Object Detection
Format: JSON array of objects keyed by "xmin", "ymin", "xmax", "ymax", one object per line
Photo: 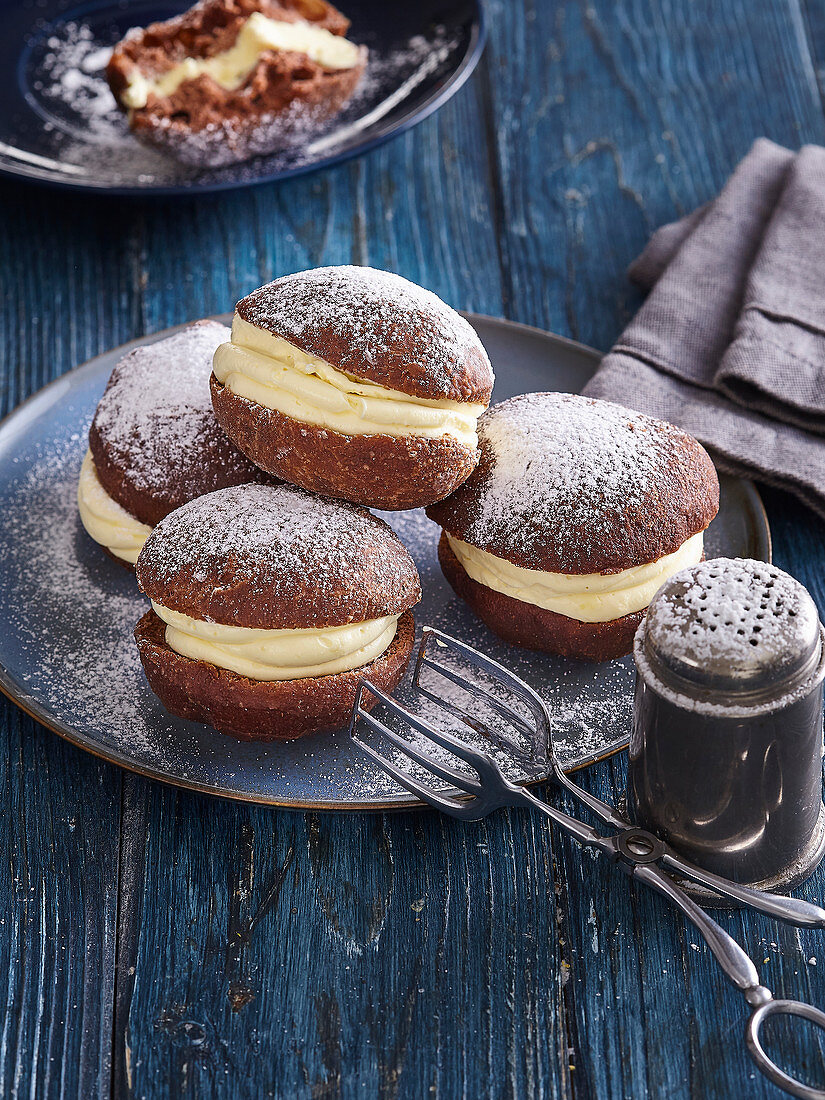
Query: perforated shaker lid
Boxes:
[{"xmin": 643, "ymin": 558, "xmax": 822, "ymax": 696}]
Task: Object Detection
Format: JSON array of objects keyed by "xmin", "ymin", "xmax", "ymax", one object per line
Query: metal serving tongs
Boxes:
[{"xmin": 348, "ymin": 627, "xmax": 825, "ymax": 1100}]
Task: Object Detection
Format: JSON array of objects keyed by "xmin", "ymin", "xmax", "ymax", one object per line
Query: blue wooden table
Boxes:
[{"xmin": 3, "ymin": 1, "xmax": 825, "ymax": 1096}]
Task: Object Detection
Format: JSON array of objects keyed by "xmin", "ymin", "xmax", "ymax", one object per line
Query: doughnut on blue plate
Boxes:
[{"xmin": 0, "ymin": 0, "xmax": 484, "ymax": 195}]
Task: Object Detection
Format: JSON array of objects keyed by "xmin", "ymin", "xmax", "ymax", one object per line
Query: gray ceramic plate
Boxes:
[{"xmin": 0, "ymin": 314, "xmax": 770, "ymax": 809}]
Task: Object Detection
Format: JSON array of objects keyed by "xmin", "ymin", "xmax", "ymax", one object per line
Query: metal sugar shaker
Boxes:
[{"xmin": 628, "ymin": 557, "xmax": 825, "ymax": 895}]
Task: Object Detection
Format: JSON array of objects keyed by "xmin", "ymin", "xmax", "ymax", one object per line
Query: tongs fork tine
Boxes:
[
  {"xmin": 350, "ymin": 682, "xmax": 482, "ymax": 796},
  {"xmin": 354, "ymin": 737, "xmax": 476, "ymax": 816},
  {"xmin": 414, "ymin": 627, "xmax": 627, "ymax": 829},
  {"xmin": 349, "ymin": 688, "xmax": 487, "ymax": 817},
  {"xmin": 352, "ymin": 680, "xmax": 495, "ymax": 780},
  {"xmin": 415, "ymin": 629, "xmax": 548, "ymax": 739},
  {"xmin": 414, "ymin": 650, "xmax": 538, "ymax": 746},
  {"xmin": 349, "ymin": 627, "xmax": 825, "ymax": 1100}
]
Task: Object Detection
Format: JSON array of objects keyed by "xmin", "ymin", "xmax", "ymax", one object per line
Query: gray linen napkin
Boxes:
[{"xmin": 584, "ymin": 138, "xmax": 825, "ymax": 520}]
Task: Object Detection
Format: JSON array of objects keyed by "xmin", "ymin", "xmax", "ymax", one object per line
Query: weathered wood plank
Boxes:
[
  {"xmin": 0, "ymin": 180, "xmax": 143, "ymax": 1100},
  {"xmin": 0, "ymin": 711, "xmax": 121, "ymax": 1099},
  {"xmin": 3, "ymin": 0, "xmax": 825, "ymax": 1096},
  {"xmin": 480, "ymin": 0, "xmax": 825, "ymax": 350},
  {"xmin": 0, "ymin": 185, "xmax": 145, "ymax": 413},
  {"xmin": 118, "ymin": 789, "xmax": 569, "ymax": 1099}
]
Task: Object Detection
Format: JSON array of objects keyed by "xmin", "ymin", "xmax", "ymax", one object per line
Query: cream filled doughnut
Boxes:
[
  {"xmin": 213, "ymin": 316, "xmax": 486, "ymax": 447},
  {"xmin": 106, "ymin": 0, "xmax": 367, "ymax": 168},
  {"xmin": 210, "ymin": 266, "xmax": 495, "ymax": 510},
  {"xmin": 134, "ymin": 483, "xmax": 421, "ymax": 740},
  {"xmin": 427, "ymin": 392, "xmax": 720, "ymax": 661}
]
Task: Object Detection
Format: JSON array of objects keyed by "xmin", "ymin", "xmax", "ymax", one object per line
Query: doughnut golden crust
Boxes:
[
  {"xmin": 80, "ymin": 320, "xmax": 274, "ymax": 570},
  {"xmin": 135, "ymin": 608, "xmax": 415, "ymax": 740},
  {"xmin": 212, "ymin": 266, "xmax": 494, "ymax": 508},
  {"xmin": 133, "ymin": 483, "xmax": 421, "ymax": 738},
  {"xmin": 135, "ymin": 483, "xmax": 421, "ymax": 627},
  {"xmin": 427, "ymin": 392, "xmax": 719, "ymax": 661},
  {"xmin": 210, "ymin": 375, "xmax": 479, "ymax": 509},
  {"xmin": 88, "ymin": 320, "xmax": 271, "ymax": 528},
  {"xmin": 234, "ymin": 267, "xmax": 494, "ymax": 403},
  {"xmin": 426, "ymin": 392, "xmax": 719, "ymax": 575}
]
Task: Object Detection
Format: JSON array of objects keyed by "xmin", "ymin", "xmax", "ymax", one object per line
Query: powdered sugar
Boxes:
[
  {"xmin": 0, "ymin": 426, "xmax": 634, "ymax": 798},
  {"xmin": 0, "ymin": 441, "xmax": 169, "ymax": 763},
  {"xmin": 238, "ymin": 266, "xmax": 491, "ymax": 398},
  {"xmin": 137, "ymin": 95, "xmax": 341, "ymax": 169},
  {"xmin": 306, "ymin": 29, "xmax": 459, "ymax": 156},
  {"xmin": 138, "ymin": 482, "xmax": 420, "ymax": 627},
  {"xmin": 437, "ymin": 392, "xmax": 712, "ymax": 572},
  {"xmin": 33, "ymin": 22, "xmax": 117, "ymax": 137},
  {"xmin": 643, "ymin": 557, "xmax": 819, "ymax": 682},
  {"xmin": 92, "ymin": 321, "xmax": 264, "ymax": 502}
]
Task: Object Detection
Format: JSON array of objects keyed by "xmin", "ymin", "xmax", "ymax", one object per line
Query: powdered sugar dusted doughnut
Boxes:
[
  {"xmin": 134, "ymin": 483, "xmax": 420, "ymax": 740},
  {"xmin": 80, "ymin": 320, "xmax": 271, "ymax": 569},
  {"xmin": 137, "ymin": 482, "xmax": 421, "ymax": 627},
  {"xmin": 106, "ymin": 0, "xmax": 366, "ymax": 167},
  {"xmin": 210, "ymin": 266, "xmax": 495, "ymax": 510},
  {"xmin": 426, "ymin": 392, "xmax": 719, "ymax": 661}
]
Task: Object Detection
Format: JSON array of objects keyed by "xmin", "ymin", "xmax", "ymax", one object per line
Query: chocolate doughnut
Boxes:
[
  {"xmin": 106, "ymin": 0, "xmax": 366, "ymax": 168},
  {"xmin": 426, "ymin": 392, "xmax": 720, "ymax": 662},
  {"xmin": 134, "ymin": 482, "xmax": 421, "ymax": 739},
  {"xmin": 210, "ymin": 266, "xmax": 495, "ymax": 510},
  {"xmin": 78, "ymin": 320, "xmax": 271, "ymax": 569}
]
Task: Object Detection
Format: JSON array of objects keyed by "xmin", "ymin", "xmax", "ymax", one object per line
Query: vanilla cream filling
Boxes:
[
  {"xmin": 77, "ymin": 450, "xmax": 153, "ymax": 565},
  {"xmin": 213, "ymin": 315, "xmax": 486, "ymax": 446},
  {"xmin": 446, "ymin": 531, "xmax": 706, "ymax": 623},
  {"xmin": 152, "ymin": 602, "xmax": 398, "ymax": 681},
  {"xmin": 121, "ymin": 12, "xmax": 362, "ymax": 109}
]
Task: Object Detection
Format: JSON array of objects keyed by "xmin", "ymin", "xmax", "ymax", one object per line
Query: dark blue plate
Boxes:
[
  {"xmin": 0, "ymin": 315, "xmax": 770, "ymax": 808},
  {"xmin": 0, "ymin": 0, "xmax": 484, "ymax": 195}
]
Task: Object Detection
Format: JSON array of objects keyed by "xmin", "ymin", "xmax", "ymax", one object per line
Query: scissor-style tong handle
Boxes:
[
  {"xmin": 510, "ymin": 786, "xmax": 825, "ymax": 1099},
  {"xmin": 636, "ymin": 858, "xmax": 825, "ymax": 1100},
  {"xmin": 747, "ymin": 998, "xmax": 825, "ymax": 1100}
]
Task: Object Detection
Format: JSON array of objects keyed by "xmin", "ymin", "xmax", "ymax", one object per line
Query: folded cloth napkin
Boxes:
[{"xmin": 583, "ymin": 137, "xmax": 825, "ymax": 521}]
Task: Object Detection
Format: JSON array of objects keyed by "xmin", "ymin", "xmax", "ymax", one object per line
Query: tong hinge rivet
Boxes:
[{"xmin": 617, "ymin": 830, "xmax": 665, "ymax": 864}]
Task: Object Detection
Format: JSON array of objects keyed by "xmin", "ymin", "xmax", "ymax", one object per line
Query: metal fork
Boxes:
[{"xmin": 348, "ymin": 626, "xmax": 825, "ymax": 1100}]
